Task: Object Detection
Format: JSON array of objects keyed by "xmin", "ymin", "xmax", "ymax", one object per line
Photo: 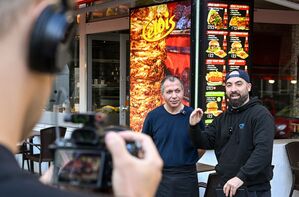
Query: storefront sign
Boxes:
[
  {"xmin": 142, "ymin": 12, "xmax": 176, "ymax": 42},
  {"xmin": 130, "ymin": 0, "xmax": 192, "ymax": 132}
]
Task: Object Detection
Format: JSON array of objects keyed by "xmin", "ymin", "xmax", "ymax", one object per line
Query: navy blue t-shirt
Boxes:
[{"xmin": 142, "ymin": 105, "xmax": 204, "ymax": 167}]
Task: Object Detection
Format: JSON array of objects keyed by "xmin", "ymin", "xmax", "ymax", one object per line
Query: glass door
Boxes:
[{"xmin": 87, "ymin": 32, "xmax": 129, "ymax": 126}]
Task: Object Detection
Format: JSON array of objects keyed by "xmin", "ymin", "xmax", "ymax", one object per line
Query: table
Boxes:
[
  {"xmin": 196, "ymin": 162, "xmax": 215, "ymax": 173},
  {"xmin": 196, "ymin": 163, "xmax": 215, "ymax": 190}
]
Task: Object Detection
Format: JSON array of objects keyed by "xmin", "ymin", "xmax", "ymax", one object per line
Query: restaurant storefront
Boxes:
[
  {"xmin": 38, "ymin": 0, "xmax": 299, "ymax": 138},
  {"xmin": 31, "ymin": 0, "xmax": 299, "ymax": 196}
]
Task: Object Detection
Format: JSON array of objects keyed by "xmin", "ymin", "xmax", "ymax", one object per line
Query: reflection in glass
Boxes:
[
  {"xmin": 45, "ymin": 36, "xmax": 79, "ymax": 113},
  {"xmin": 252, "ymin": 23, "xmax": 298, "ymax": 139}
]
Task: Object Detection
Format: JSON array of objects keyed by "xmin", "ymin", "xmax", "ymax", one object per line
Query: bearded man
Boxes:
[{"xmin": 189, "ymin": 69, "xmax": 275, "ymax": 197}]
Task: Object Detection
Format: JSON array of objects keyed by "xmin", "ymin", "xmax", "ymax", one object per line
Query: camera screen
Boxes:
[{"xmin": 54, "ymin": 149, "xmax": 102, "ymax": 186}]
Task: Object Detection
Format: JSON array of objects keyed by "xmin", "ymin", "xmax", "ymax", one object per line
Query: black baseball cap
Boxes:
[{"xmin": 225, "ymin": 69, "xmax": 250, "ymax": 83}]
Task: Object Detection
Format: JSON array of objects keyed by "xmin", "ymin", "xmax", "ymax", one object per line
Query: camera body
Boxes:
[{"xmin": 51, "ymin": 113, "xmax": 141, "ymax": 190}]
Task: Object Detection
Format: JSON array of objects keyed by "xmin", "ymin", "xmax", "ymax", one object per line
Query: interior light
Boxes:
[
  {"xmin": 76, "ymin": 15, "xmax": 80, "ymax": 24},
  {"xmin": 268, "ymin": 80, "xmax": 275, "ymax": 84},
  {"xmin": 291, "ymin": 80, "xmax": 297, "ymax": 84}
]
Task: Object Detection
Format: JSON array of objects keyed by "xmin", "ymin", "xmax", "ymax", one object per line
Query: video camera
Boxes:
[{"xmin": 51, "ymin": 112, "xmax": 142, "ymax": 190}]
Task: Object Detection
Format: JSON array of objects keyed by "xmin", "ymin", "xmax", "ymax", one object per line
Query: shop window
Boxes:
[
  {"xmin": 69, "ymin": 37, "xmax": 80, "ymax": 112},
  {"xmin": 91, "ymin": 39, "xmax": 120, "ymax": 112},
  {"xmin": 252, "ymin": 23, "xmax": 299, "ymax": 139},
  {"xmin": 44, "ymin": 37, "xmax": 80, "ymax": 113}
]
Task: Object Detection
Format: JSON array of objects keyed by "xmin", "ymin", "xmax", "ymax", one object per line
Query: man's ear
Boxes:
[{"xmin": 247, "ymin": 83, "xmax": 252, "ymax": 92}]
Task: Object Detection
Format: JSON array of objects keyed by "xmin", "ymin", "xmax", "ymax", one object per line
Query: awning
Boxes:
[{"xmin": 265, "ymin": 0, "xmax": 299, "ymax": 10}]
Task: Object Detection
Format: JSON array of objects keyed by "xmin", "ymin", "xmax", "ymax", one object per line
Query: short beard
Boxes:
[{"xmin": 229, "ymin": 93, "xmax": 249, "ymax": 108}]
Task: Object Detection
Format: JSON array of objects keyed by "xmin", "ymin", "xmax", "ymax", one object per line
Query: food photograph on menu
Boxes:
[
  {"xmin": 129, "ymin": 0, "xmax": 192, "ymax": 132},
  {"xmin": 206, "ymin": 3, "xmax": 228, "ymax": 30},
  {"xmin": 206, "ymin": 70, "xmax": 223, "ymax": 86},
  {"xmin": 228, "ymin": 32, "xmax": 249, "ymax": 60},
  {"xmin": 204, "ymin": 91, "xmax": 226, "ymax": 124},
  {"xmin": 206, "ymin": 39, "xmax": 227, "ymax": 58},
  {"xmin": 205, "ymin": 59, "xmax": 226, "ymax": 87},
  {"xmin": 205, "ymin": 31, "xmax": 228, "ymax": 59},
  {"xmin": 203, "ymin": 57, "xmax": 227, "ymax": 124},
  {"xmin": 229, "ymin": 4, "xmax": 250, "ymax": 31}
]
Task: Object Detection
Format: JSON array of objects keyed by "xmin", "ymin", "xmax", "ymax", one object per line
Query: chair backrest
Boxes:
[
  {"xmin": 285, "ymin": 141, "xmax": 299, "ymax": 168},
  {"xmin": 204, "ymin": 172, "xmax": 221, "ymax": 197},
  {"xmin": 204, "ymin": 173, "xmax": 248, "ymax": 197},
  {"xmin": 40, "ymin": 127, "xmax": 66, "ymax": 160}
]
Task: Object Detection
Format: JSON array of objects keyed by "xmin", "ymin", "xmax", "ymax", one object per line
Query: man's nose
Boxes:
[
  {"xmin": 226, "ymin": 86, "xmax": 236, "ymax": 94},
  {"xmin": 230, "ymin": 84, "xmax": 238, "ymax": 92},
  {"xmin": 171, "ymin": 92, "xmax": 177, "ymax": 97}
]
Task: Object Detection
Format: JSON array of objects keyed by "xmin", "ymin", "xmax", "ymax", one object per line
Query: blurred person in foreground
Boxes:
[
  {"xmin": 142, "ymin": 75, "xmax": 205, "ymax": 197},
  {"xmin": 0, "ymin": 0, "xmax": 162, "ymax": 197},
  {"xmin": 189, "ymin": 69, "xmax": 275, "ymax": 197}
]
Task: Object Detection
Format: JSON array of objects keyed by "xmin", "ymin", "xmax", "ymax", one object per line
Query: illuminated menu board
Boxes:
[
  {"xmin": 200, "ymin": 0, "xmax": 253, "ymax": 125},
  {"xmin": 129, "ymin": 0, "xmax": 193, "ymax": 132}
]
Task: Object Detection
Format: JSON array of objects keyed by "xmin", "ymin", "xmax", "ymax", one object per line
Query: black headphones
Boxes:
[{"xmin": 28, "ymin": 0, "xmax": 76, "ymax": 74}]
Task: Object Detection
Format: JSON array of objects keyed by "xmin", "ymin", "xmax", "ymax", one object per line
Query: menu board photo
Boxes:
[
  {"xmin": 200, "ymin": 0, "xmax": 252, "ymax": 125},
  {"xmin": 207, "ymin": 3, "xmax": 228, "ymax": 30},
  {"xmin": 206, "ymin": 30, "xmax": 228, "ymax": 59},
  {"xmin": 129, "ymin": 0, "xmax": 193, "ymax": 132},
  {"xmin": 229, "ymin": 4, "xmax": 250, "ymax": 31},
  {"xmin": 228, "ymin": 32, "xmax": 249, "ymax": 59}
]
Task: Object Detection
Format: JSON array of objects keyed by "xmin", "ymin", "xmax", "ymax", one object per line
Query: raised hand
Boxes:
[{"xmin": 189, "ymin": 108, "xmax": 204, "ymax": 126}]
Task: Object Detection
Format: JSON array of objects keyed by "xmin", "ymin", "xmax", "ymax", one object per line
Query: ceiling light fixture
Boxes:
[{"xmin": 291, "ymin": 80, "xmax": 297, "ymax": 84}]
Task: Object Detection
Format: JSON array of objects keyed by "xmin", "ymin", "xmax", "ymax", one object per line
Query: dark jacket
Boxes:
[{"xmin": 189, "ymin": 97, "xmax": 275, "ymax": 191}]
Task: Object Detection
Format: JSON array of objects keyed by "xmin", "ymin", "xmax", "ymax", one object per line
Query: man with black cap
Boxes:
[{"xmin": 189, "ymin": 69, "xmax": 275, "ymax": 197}]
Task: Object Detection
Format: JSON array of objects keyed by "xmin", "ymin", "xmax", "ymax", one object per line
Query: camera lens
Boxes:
[{"xmin": 126, "ymin": 141, "xmax": 142, "ymax": 157}]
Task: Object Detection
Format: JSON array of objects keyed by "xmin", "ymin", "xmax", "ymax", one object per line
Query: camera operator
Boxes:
[{"xmin": 0, "ymin": 0, "xmax": 162, "ymax": 197}]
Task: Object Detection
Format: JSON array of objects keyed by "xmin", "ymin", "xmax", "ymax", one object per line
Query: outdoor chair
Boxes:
[
  {"xmin": 202, "ymin": 172, "xmax": 221, "ymax": 197},
  {"xmin": 200, "ymin": 172, "xmax": 248, "ymax": 197},
  {"xmin": 16, "ymin": 142, "xmax": 30, "ymax": 170},
  {"xmin": 24, "ymin": 126, "xmax": 66, "ymax": 175}
]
